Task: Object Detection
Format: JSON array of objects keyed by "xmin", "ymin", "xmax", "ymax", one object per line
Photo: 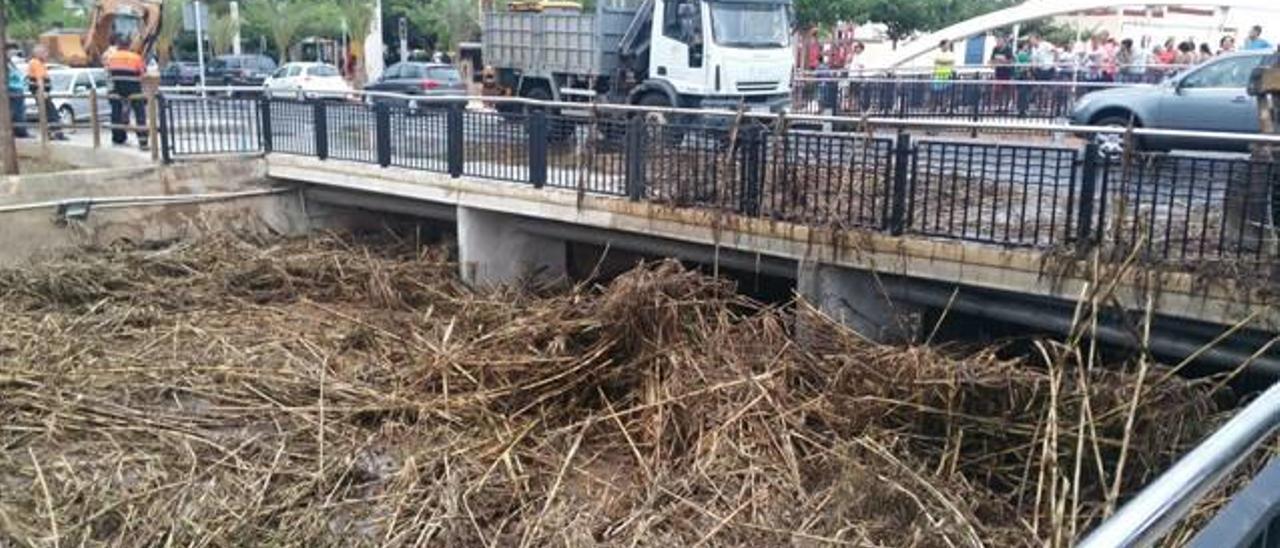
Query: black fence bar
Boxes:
[
  {"xmin": 447, "ymin": 104, "xmax": 464, "ymax": 178},
  {"xmin": 888, "ymin": 132, "xmax": 911, "ymax": 235},
  {"xmin": 314, "ymin": 101, "xmax": 328, "ymax": 161},
  {"xmin": 157, "ymin": 95, "xmax": 1280, "ymax": 273},
  {"xmin": 259, "ymin": 97, "xmax": 273, "ymax": 154},
  {"xmin": 624, "ymin": 115, "xmax": 646, "ymax": 201},
  {"xmin": 375, "ymin": 103, "xmax": 391, "ymax": 168},
  {"xmin": 527, "ymin": 110, "xmax": 547, "ymax": 189}
]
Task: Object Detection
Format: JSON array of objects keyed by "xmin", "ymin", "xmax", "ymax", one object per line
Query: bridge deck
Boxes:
[{"xmin": 267, "ymin": 154, "xmax": 1278, "ymax": 333}]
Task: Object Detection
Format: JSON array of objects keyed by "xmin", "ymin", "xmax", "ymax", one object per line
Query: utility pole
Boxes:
[
  {"xmin": 399, "ymin": 17, "xmax": 408, "ymax": 62},
  {"xmin": 230, "ymin": 1, "xmax": 242, "ymax": 55},
  {"xmin": 0, "ymin": 2, "xmax": 18, "ymax": 175},
  {"xmin": 366, "ymin": 0, "xmax": 385, "ymax": 82},
  {"xmin": 195, "ymin": 0, "xmax": 208, "ymax": 95}
]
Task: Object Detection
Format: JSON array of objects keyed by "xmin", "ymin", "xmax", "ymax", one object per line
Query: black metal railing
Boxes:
[
  {"xmin": 159, "ymin": 95, "xmax": 1280, "ymax": 272},
  {"xmin": 791, "ymin": 77, "xmax": 1130, "ymax": 121}
]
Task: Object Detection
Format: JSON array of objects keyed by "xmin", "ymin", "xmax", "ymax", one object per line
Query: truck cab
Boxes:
[
  {"xmin": 643, "ymin": 0, "xmax": 793, "ymax": 111},
  {"xmin": 482, "ymin": 0, "xmax": 794, "ymax": 117}
]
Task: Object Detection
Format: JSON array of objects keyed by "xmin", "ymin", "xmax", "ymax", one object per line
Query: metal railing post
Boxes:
[
  {"xmin": 374, "ymin": 102, "xmax": 391, "ymax": 167},
  {"xmin": 624, "ymin": 115, "xmax": 646, "ymax": 201},
  {"xmin": 36, "ymin": 86, "xmax": 49, "ymax": 156},
  {"xmin": 887, "ymin": 131, "xmax": 913, "ymax": 235},
  {"xmin": 259, "ymin": 96, "xmax": 273, "ymax": 154},
  {"xmin": 147, "ymin": 91, "xmax": 159, "ymax": 162},
  {"xmin": 447, "ymin": 103, "xmax": 464, "ymax": 178},
  {"xmin": 313, "ymin": 101, "xmax": 328, "ymax": 161},
  {"xmin": 1075, "ymin": 144, "xmax": 1100, "ymax": 245},
  {"xmin": 89, "ymin": 87, "xmax": 101, "ymax": 149},
  {"xmin": 527, "ymin": 110, "xmax": 548, "ymax": 188},
  {"xmin": 158, "ymin": 95, "xmax": 172, "ymax": 164},
  {"xmin": 738, "ymin": 124, "xmax": 763, "ymax": 217}
]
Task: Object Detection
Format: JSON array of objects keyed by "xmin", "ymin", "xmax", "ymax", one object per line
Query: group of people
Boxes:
[
  {"xmin": 6, "ymin": 36, "xmax": 151, "ymax": 149},
  {"xmin": 984, "ymin": 24, "xmax": 1275, "ymax": 85}
]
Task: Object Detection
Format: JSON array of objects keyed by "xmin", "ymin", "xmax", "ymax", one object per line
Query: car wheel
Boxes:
[
  {"xmin": 58, "ymin": 105, "xmax": 75, "ymax": 131},
  {"xmin": 1091, "ymin": 115, "xmax": 1142, "ymax": 158}
]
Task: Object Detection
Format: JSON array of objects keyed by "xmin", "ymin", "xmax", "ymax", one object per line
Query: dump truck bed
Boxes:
[{"xmin": 482, "ymin": 7, "xmax": 636, "ymax": 77}]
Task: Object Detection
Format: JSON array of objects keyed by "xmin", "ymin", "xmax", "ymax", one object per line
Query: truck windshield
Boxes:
[{"xmin": 709, "ymin": 3, "xmax": 789, "ymax": 48}]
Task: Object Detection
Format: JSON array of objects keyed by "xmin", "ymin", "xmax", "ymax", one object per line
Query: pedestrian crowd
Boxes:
[
  {"xmin": 7, "ymin": 34, "xmax": 151, "ymax": 149},
  {"xmin": 985, "ymin": 24, "xmax": 1274, "ymax": 86}
]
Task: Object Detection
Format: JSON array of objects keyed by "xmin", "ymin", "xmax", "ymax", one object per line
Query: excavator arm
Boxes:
[{"xmin": 41, "ymin": 0, "xmax": 163, "ymax": 67}]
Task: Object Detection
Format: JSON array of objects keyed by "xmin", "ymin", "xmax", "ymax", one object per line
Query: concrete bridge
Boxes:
[
  {"xmin": 135, "ymin": 94, "xmax": 1280, "ymax": 375},
  {"xmin": 265, "ymin": 149, "xmax": 1280, "ymax": 374}
]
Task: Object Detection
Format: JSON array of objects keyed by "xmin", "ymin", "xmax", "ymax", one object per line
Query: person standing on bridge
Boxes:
[
  {"xmin": 1245, "ymin": 26, "xmax": 1272, "ymax": 51},
  {"xmin": 7, "ymin": 59, "xmax": 29, "ymax": 139},
  {"xmin": 105, "ymin": 36, "xmax": 148, "ymax": 150},
  {"xmin": 27, "ymin": 46, "xmax": 67, "ymax": 141}
]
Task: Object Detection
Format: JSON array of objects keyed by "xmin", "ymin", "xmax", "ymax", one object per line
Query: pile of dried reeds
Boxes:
[{"xmin": 0, "ymin": 231, "xmax": 1231, "ymax": 546}]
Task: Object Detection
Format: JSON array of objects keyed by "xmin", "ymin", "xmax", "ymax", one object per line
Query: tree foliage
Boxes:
[
  {"xmin": 796, "ymin": 0, "xmax": 1018, "ymax": 45},
  {"xmin": 155, "ymin": 0, "xmax": 187, "ymax": 63},
  {"xmin": 387, "ymin": 0, "xmax": 479, "ymax": 52},
  {"xmin": 209, "ymin": 13, "xmax": 240, "ymax": 55},
  {"xmin": 8, "ymin": 0, "xmax": 88, "ymax": 40},
  {"xmin": 245, "ymin": 0, "xmax": 305, "ymax": 61}
]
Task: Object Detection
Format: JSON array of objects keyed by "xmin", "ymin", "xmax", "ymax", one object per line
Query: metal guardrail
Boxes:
[{"xmin": 1079, "ymin": 381, "xmax": 1280, "ymax": 548}]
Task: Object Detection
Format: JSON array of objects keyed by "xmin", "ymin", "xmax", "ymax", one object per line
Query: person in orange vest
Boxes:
[
  {"xmin": 104, "ymin": 36, "xmax": 148, "ymax": 149},
  {"xmin": 27, "ymin": 45, "xmax": 68, "ymax": 140}
]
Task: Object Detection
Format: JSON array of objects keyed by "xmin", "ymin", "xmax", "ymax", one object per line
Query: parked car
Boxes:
[
  {"xmin": 206, "ymin": 54, "xmax": 278, "ymax": 90},
  {"xmin": 263, "ymin": 62, "xmax": 352, "ymax": 100},
  {"xmin": 24, "ymin": 68, "xmax": 111, "ymax": 128},
  {"xmin": 1070, "ymin": 50, "xmax": 1273, "ymax": 154},
  {"xmin": 160, "ymin": 61, "xmax": 202, "ymax": 86},
  {"xmin": 364, "ymin": 62, "xmax": 466, "ymax": 110}
]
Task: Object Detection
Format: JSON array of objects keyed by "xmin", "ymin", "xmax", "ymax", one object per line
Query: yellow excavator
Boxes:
[{"xmin": 38, "ymin": 0, "xmax": 163, "ymax": 67}]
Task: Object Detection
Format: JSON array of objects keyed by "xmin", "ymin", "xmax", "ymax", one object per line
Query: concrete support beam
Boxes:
[
  {"xmin": 797, "ymin": 259, "xmax": 923, "ymax": 344},
  {"xmin": 456, "ymin": 205, "xmax": 567, "ymax": 288}
]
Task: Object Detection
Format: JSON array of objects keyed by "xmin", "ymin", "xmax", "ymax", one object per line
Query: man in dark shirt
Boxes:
[{"xmin": 991, "ymin": 36, "xmax": 1014, "ymax": 110}]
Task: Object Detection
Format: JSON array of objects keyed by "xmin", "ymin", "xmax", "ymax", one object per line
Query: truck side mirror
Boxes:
[{"xmin": 689, "ymin": 44, "xmax": 703, "ymax": 68}]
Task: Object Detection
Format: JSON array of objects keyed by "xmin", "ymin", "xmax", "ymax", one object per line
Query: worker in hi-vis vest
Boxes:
[{"xmin": 105, "ymin": 36, "xmax": 148, "ymax": 149}]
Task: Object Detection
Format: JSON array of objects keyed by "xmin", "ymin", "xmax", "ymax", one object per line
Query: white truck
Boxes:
[{"xmin": 482, "ymin": 0, "xmax": 794, "ymax": 122}]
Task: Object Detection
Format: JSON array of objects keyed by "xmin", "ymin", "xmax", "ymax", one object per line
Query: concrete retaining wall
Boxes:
[{"xmin": 0, "ymin": 158, "xmax": 309, "ymax": 267}]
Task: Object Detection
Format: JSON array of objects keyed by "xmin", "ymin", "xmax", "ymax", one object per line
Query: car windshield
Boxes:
[
  {"xmin": 307, "ymin": 65, "xmax": 339, "ymax": 77},
  {"xmin": 709, "ymin": 2, "xmax": 790, "ymax": 48},
  {"xmin": 50, "ymin": 72, "xmax": 74, "ymax": 91}
]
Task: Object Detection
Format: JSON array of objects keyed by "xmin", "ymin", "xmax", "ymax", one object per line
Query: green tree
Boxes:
[
  {"xmin": 155, "ymin": 0, "xmax": 188, "ymax": 64},
  {"xmin": 336, "ymin": 0, "xmax": 372, "ymax": 84},
  {"xmin": 246, "ymin": 0, "xmax": 305, "ymax": 62},
  {"xmin": 210, "ymin": 13, "xmax": 240, "ymax": 55},
  {"xmin": 8, "ymin": 0, "xmax": 88, "ymax": 40},
  {"xmin": 797, "ymin": 0, "xmax": 1019, "ymax": 48},
  {"xmin": 391, "ymin": 0, "xmax": 478, "ymax": 52}
]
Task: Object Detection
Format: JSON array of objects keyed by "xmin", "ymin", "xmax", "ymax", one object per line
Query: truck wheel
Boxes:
[
  {"xmin": 638, "ymin": 93, "xmax": 683, "ymax": 147},
  {"xmin": 523, "ymin": 86, "xmax": 572, "ymax": 143}
]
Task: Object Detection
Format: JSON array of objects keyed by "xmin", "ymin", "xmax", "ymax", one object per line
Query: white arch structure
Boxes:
[{"xmin": 880, "ymin": 0, "xmax": 1280, "ymax": 68}]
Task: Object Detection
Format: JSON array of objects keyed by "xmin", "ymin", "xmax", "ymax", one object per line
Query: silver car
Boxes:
[
  {"xmin": 1070, "ymin": 51, "xmax": 1273, "ymax": 153},
  {"xmin": 24, "ymin": 68, "xmax": 112, "ymax": 128}
]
